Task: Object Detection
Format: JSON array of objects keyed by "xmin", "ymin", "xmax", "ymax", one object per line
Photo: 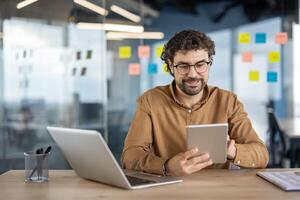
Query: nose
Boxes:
[{"xmin": 187, "ymin": 66, "xmax": 198, "ymax": 78}]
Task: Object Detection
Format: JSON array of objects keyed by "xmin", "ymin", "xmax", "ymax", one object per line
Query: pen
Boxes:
[
  {"xmin": 29, "ymin": 146, "xmax": 52, "ymax": 180},
  {"xmin": 37, "ymin": 148, "xmax": 43, "ymax": 180}
]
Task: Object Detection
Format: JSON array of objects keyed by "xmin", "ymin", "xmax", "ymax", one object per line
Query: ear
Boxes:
[
  {"xmin": 167, "ymin": 60, "xmax": 174, "ymax": 73},
  {"xmin": 170, "ymin": 65, "xmax": 174, "ymax": 74}
]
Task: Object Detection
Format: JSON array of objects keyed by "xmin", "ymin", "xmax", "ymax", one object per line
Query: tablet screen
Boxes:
[{"xmin": 186, "ymin": 123, "xmax": 228, "ymax": 164}]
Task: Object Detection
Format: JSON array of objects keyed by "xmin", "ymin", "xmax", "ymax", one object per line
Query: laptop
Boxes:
[
  {"xmin": 257, "ymin": 171, "xmax": 300, "ymax": 191},
  {"xmin": 47, "ymin": 127, "xmax": 182, "ymax": 189}
]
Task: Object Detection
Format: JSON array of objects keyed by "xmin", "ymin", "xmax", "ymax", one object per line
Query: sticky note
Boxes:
[
  {"xmin": 76, "ymin": 51, "xmax": 81, "ymax": 60},
  {"xmin": 268, "ymin": 52, "xmax": 280, "ymax": 63},
  {"xmin": 163, "ymin": 63, "xmax": 169, "ymax": 74},
  {"xmin": 276, "ymin": 32, "xmax": 288, "ymax": 44},
  {"xmin": 249, "ymin": 71, "xmax": 260, "ymax": 81},
  {"xmin": 87, "ymin": 50, "xmax": 92, "ymax": 59},
  {"xmin": 238, "ymin": 33, "xmax": 251, "ymax": 44},
  {"xmin": 119, "ymin": 46, "xmax": 131, "ymax": 59},
  {"xmin": 138, "ymin": 45, "xmax": 150, "ymax": 58},
  {"xmin": 148, "ymin": 63, "xmax": 157, "ymax": 74},
  {"xmin": 128, "ymin": 63, "xmax": 140, "ymax": 75},
  {"xmin": 242, "ymin": 52, "xmax": 253, "ymax": 62},
  {"xmin": 255, "ymin": 33, "xmax": 266, "ymax": 43},
  {"xmin": 156, "ymin": 45, "xmax": 164, "ymax": 57},
  {"xmin": 267, "ymin": 72, "xmax": 278, "ymax": 83}
]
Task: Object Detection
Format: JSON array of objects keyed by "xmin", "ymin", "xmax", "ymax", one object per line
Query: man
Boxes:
[{"xmin": 121, "ymin": 29, "xmax": 269, "ymax": 177}]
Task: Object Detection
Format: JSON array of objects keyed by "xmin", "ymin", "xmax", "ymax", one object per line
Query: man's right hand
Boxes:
[{"xmin": 165, "ymin": 147, "xmax": 213, "ymax": 177}]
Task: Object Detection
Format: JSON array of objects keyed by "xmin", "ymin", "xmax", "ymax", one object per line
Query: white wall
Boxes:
[
  {"xmin": 3, "ymin": 18, "xmax": 65, "ymax": 103},
  {"xmin": 293, "ymin": 23, "xmax": 300, "ymax": 116},
  {"xmin": 233, "ymin": 17, "xmax": 282, "ymax": 141}
]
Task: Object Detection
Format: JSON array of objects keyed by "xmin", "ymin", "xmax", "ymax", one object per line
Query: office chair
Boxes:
[{"xmin": 266, "ymin": 106, "xmax": 287, "ymax": 168}]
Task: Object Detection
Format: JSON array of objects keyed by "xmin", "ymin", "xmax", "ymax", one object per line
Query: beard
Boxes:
[{"xmin": 176, "ymin": 77, "xmax": 206, "ymax": 96}]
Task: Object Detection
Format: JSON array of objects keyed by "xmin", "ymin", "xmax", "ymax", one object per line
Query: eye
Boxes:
[
  {"xmin": 195, "ymin": 62, "xmax": 206, "ymax": 68},
  {"xmin": 177, "ymin": 64, "xmax": 189, "ymax": 69}
]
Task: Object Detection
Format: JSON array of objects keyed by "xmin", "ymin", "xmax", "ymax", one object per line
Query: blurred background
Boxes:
[{"xmin": 0, "ymin": 0, "xmax": 300, "ymax": 174}]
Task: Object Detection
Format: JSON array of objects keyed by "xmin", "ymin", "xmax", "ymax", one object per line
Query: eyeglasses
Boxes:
[{"xmin": 173, "ymin": 60, "xmax": 211, "ymax": 75}]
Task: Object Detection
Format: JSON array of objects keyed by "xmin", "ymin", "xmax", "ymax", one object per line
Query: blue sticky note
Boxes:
[
  {"xmin": 267, "ymin": 72, "xmax": 278, "ymax": 82},
  {"xmin": 148, "ymin": 63, "xmax": 158, "ymax": 74},
  {"xmin": 255, "ymin": 33, "xmax": 266, "ymax": 43}
]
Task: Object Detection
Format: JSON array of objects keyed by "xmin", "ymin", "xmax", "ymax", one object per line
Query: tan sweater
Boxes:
[{"xmin": 121, "ymin": 81, "xmax": 269, "ymax": 175}]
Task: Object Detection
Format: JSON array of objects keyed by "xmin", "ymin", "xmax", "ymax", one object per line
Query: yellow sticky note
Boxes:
[
  {"xmin": 249, "ymin": 71, "xmax": 260, "ymax": 81},
  {"xmin": 119, "ymin": 46, "xmax": 131, "ymax": 59},
  {"xmin": 163, "ymin": 63, "xmax": 169, "ymax": 74},
  {"xmin": 238, "ymin": 33, "xmax": 251, "ymax": 44},
  {"xmin": 128, "ymin": 63, "xmax": 140, "ymax": 75},
  {"xmin": 275, "ymin": 32, "xmax": 288, "ymax": 44},
  {"xmin": 242, "ymin": 52, "xmax": 252, "ymax": 62},
  {"xmin": 138, "ymin": 45, "xmax": 150, "ymax": 58},
  {"xmin": 268, "ymin": 52, "xmax": 280, "ymax": 63},
  {"xmin": 156, "ymin": 45, "xmax": 164, "ymax": 57}
]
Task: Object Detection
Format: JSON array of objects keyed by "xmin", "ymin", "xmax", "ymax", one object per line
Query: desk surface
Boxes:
[
  {"xmin": 280, "ymin": 118, "xmax": 300, "ymax": 138},
  {"xmin": 0, "ymin": 169, "xmax": 299, "ymax": 200}
]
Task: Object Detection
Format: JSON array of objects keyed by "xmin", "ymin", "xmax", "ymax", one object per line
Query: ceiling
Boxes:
[
  {"xmin": 0, "ymin": 0, "xmax": 298, "ymax": 25},
  {"xmin": 144, "ymin": 0, "xmax": 298, "ymax": 22}
]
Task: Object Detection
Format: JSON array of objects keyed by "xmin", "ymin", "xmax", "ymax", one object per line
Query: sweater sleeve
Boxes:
[
  {"xmin": 121, "ymin": 96, "xmax": 168, "ymax": 175},
  {"xmin": 228, "ymin": 95, "xmax": 269, "ymax": 168}
]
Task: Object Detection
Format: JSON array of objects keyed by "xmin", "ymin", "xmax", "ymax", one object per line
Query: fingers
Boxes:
[
  {"xmin": 227, "ymin": 139, "xmax": 235, "ymax": 149},
  {"xmin": 183, "ymin": 147, "xmax": 199, "ymax": 160},
  {"xmin": 227, "ymin": 140, "xmax": 237, "ymax": 160},
  {"xmin": 188, "ymin": 159, "xmax": 213, "ymax": 173},
  {"xmin": 169, "ymin": 149, "xmax": 213, "ymax": 176},
  {"xmin": 186, "ymin": 153, "xmax": 210, "ymax": 165}
]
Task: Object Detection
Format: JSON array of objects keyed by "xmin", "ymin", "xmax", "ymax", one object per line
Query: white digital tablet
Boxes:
[{"xmin": 186, "ymin": 123, "xmax": 228, "ymax": 164}]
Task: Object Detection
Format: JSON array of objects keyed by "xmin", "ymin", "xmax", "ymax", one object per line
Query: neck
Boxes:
[{"xmin": 175, "ymin": 84, "xmax": 204, "ymax": 108}]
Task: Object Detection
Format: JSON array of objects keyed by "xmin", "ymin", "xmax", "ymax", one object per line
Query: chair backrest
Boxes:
[{"xmin": 267, "ymin": 106, "xmax": 286, "ymax": 167}]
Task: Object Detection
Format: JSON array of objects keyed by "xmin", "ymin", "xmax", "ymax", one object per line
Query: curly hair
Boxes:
[{"xmin": 161, "ymin": 29, "xmax": 215, "ymax": 76}]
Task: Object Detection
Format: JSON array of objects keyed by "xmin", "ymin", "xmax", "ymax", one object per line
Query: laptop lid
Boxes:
[
  {"xmin": 47, "ymin": 127, "xmax": 182, "ymax": 189},
  {"xmin": 47, "ymin": 127, "xmax": 132, "ymax": 189}
]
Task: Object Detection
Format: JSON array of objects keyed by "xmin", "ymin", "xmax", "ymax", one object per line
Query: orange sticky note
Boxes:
[
  {"xmin": 128, "ymin": 63, "xmax": 140, "ymax": 75},
  {"xmin": 242, "ymin": 52, "xmax": 253, "ymax": 62},
  {"xmin": 275, "ymin": 32, "xmax": 288, "ymax": 44},
  {"xmin": 238, "ymin": 32, "xmax": 251, "ymax": 44},
  {"xmin": 119, "ymin": 46, "xmax": 131, "ymax": 59},
  {"xmin": 268, "ymin": 51, "xmax": 280, "ymax": 63},
  {"xmin": 138, "ymin": 45, "xmax": 150, "ymax": 58},
  {"xmin": 249, "ymin": 71, "xmax": 260, "ymax": 81},
  {"xmin": 156, "ymin": 45, "xmax": 164, "ymax": 57}
]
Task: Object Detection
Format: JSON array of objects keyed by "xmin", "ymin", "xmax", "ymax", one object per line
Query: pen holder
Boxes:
[{"xmin": 24, "ymin": 152, "xmax": 49, "ymax": 183}]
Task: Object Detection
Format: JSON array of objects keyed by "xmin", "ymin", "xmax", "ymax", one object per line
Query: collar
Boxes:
[{"xmin": 169, "ymin": 80, "xmax": 209, "ymax": 109}]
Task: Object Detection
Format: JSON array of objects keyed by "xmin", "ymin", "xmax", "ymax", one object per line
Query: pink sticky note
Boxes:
[
  {"xmin": 138, "ymin": 45, "xmax": 150, "ymax": 58},
  {"xmin": 242, "ymin": 52, "xmax": 253, "ymax": 62},
  {"xmin": 275, "ymin": 32, "xmax": 288, "ymax": 44},
  {"xmin": 128, "ymin": 63, "xmax": 140, "ymax": 75}
]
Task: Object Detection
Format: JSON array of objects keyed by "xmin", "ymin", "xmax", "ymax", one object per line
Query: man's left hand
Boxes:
[{"xmin": 227, "ymin": 138, "xmax": 237, "ymax": 160}]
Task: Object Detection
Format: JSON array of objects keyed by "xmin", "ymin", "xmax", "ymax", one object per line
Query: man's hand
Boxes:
[
  {"xmin": 227, "ymin": 136, "xmax": 237, "ymax": 160},
  {"xmin": 165, "ymin": 147, "xmax": 213, "ymax": 177}
]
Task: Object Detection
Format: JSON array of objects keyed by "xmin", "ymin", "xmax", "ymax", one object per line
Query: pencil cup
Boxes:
[{"xmin": 24, "ymin": 152, "xmax": 49, "ymax": 183}]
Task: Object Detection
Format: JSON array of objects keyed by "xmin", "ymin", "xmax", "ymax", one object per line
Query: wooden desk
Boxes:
[
  {"xmin": 0, "ymin": 169, "xmax": 299, "ymax": 200},
  {"xmin": 280, "ymin": 118, "xmax": 300, "ymax": 167}
]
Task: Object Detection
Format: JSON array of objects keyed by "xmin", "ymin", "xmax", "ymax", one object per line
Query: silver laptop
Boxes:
[
  {"xmin": 257, "ymin": 171, "xmax": 300, "ymax": 191},
  {"xmin": 47, "ymin": 127, "xmax": 182, "ymax": 189}
]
